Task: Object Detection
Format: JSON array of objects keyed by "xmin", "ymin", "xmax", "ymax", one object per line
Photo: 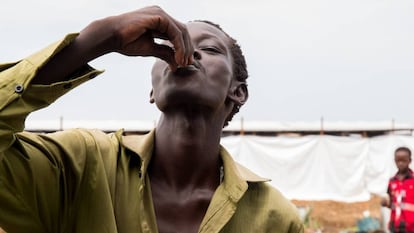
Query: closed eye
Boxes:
[{"xmin": 200, "ymin": 47, "xmax": 222, "ymax": 54}]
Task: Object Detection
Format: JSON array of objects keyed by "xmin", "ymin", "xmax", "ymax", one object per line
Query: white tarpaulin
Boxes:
[{"xmin": 221, "ymin": 134, "xmax": 414, "ymax": 202}]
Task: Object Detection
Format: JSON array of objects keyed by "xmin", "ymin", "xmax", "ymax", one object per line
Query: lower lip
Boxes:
[{"xmin": 174, "ymin": 66, "xmax": 199, "ymax": 75}]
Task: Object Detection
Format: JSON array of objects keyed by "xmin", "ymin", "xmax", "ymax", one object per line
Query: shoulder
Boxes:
[
  {"xmin": 237, "ymin": 182, "xmax": 303, "ymax": 232},
  {"xmin": 232, "ymin": 162, "xmax": 300, "ymax": 222},
  {"xmin": 246, "ymin": 182, "xmax": 298, "ymax": 214},
  {"xmin": 218, "ymin": 148, "xmax": 303, "ymax": 231},
  {"xmin": 235, "ymin": 162, "xmax": 297, "ymax": 215}
]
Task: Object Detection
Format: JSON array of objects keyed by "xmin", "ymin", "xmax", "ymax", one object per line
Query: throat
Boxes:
[
  {"xmin": 148, "ymin": 149, "xmax": 223, "ymax": 191},
  {"xmin": 149, "ymin": 161, "xmax": 223, "ymax": 233},
  {"xmin": 151, "ymin": 184, "xmax": 216, "ymax": 233},
  {"xmin": 151, "ymin": 115, "xmax": 223, "ymax": 185},
  {"xmin": 160, "ymin": 105, "xmax": 225, "ymax": 139}
]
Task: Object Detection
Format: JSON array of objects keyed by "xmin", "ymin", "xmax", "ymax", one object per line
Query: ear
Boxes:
[
  {"xmin": 227, "ymin": 82, "xmax": 248, "ymax": 106},
  {"xmin": 149, "ymin": 89, "xmax": 155, "ymax": 104}
]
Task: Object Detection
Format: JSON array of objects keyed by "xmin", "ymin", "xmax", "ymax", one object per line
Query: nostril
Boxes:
[{"xmin": 193, "ymin": 50, "xmax": 201, "ymax": 60}]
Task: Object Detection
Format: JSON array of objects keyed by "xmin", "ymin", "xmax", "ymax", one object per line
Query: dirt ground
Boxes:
[{"xmin": 292, "ymin": 195, "xmax": 384, "ymax": 233}]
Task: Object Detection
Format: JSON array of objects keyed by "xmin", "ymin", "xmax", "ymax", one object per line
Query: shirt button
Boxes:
[
  {"xmin": 14, "ymin": 84, "xmax": 24, "ymax": 93},
  {"xmin": 142, "ymin": 222, "xmax": 150, "ymax": 232}
]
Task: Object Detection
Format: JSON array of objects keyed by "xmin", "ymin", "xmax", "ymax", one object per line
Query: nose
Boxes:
[{"xmin": 193, "ymin": 50, "xmax": 202, "ymax": 60}]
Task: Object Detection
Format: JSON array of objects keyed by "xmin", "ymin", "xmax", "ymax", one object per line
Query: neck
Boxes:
[
  {"xmin": 397, "ymin": 169, "xmax": 411, "ymax": 180},
  {"xmin": 148, "ymin": 107, "xmax": 225, "ymax": 190},
  {"xmin": 399, "ymin": 169, "xmax": 410, "ymax": 175}
]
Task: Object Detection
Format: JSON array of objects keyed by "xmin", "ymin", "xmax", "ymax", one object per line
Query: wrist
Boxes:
[{"xmin": 77, "ymin": 17, "xmax": 119, "ymax": 59}]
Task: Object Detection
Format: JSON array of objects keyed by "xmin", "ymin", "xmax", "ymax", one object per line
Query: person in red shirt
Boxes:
[{"xmin": 382, "ymin": 147, "xmax": 414, "ymax": 233}]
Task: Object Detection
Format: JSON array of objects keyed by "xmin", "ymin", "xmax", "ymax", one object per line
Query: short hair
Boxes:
[
  {"xmin": 395, "ymin": 146, "xmax": 412, "ymax": 159},
  {"xmin": 193, "ymin": 20, "xmax": 248, "ymax": 127}
]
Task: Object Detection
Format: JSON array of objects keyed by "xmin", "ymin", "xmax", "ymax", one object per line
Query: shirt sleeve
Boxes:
[
  {"xmin": 0, "ymin": 34, "xmax": 106, "ymax": 233},
  {"xmin": 0, "ymin": 33, "xmax": 103, "ymax": 154}
]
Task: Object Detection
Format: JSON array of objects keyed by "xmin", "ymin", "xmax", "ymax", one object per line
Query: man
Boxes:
[
  {"xmin": 382, "ymin": 147, "xmax": 414, "ymax": 233},
  {"xmin": 0, "ymin": 6, "xmax": 303, "ymax": 233}
]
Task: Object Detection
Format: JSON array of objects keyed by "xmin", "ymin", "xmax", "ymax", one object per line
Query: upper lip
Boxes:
[{"xmin": 191, "ymin": 60, "xmax": 201, "ymax": 69}]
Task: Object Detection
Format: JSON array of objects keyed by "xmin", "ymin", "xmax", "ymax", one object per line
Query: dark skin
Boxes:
[
  {"xmin": 394, "ymin": 150, "xmax": 411, "ymax": 180},
  {"xmin": 148, "ymin": 22, "xmax": 247, "ymax": 233},
  {"xmin": 32, "ymin": 6, "xmax": 247, "ymax": 233},
  {"xmin": 380, "ymin": 150, "xmax": 412, "ymax": 208}
]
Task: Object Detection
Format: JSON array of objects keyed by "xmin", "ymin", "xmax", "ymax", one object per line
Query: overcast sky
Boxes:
[{"xmin": 1, "ymin": 0, "xmax": 414, "ymax": 124}]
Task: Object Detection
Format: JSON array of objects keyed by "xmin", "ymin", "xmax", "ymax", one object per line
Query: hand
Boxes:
[
  {"xmin": 100, "ymin": 6, "xmax": 194, "ymax": 70},
  {"xmin": 34, "ymin": 6, "xmax": 193, "ymax": 84},
  {"xmin": 380, "ymin": 196, "xmax": 389, "ymax": 207}
]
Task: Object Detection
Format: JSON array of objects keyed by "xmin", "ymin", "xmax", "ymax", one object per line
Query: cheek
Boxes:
[
  {"xmin": 151, "ymin": 60, "xmax": 165, "ymax": 87},
  {"xmin": 204, "ymin": 60, "xmax": 233, "ymax": 87}
]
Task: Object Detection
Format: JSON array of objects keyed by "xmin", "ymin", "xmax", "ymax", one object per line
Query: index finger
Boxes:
[{"xmin": 148, "ymin": 10, "xmax": 194, "ymax": 66}]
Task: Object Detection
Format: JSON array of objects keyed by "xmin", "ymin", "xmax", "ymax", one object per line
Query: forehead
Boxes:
[
  {"xmin": 186, "ymin": 21, "xmax": 231, "ymax": 45},
  {"xmin": 395, "ymin": 150, "xmax": 410, "ymax": 158}
]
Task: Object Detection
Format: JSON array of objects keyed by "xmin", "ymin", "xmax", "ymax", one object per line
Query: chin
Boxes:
[
  {"xmin": 154, "ymin": 87, "xmax": 226, "ymax": 112},
  {"xmin": 158, "ymin": 97, "xmax": 218, "ymax": 113}
]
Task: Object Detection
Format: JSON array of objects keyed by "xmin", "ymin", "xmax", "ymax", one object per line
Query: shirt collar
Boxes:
[
  {"xmin": 121, "ymin": 129, "xmax": 155, "ymax": 177},
  {"xmin": 391, "ymin": 168, "xmax": 414, "ymax": 180},
  {"xmin": 120, "ymin": 129, "xmax": 270, "ymax": 186}
]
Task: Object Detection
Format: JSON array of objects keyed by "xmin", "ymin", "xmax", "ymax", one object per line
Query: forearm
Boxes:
[
  {"xmin": 32, "ymin": 5, "xmax": 195, "ymax": 85},
  {"xmin": 381, "ymin": 194, "xmax": 391, "ymax": 208}
]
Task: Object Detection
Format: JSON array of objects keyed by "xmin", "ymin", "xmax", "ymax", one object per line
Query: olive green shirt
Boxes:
[{"xmin": 0, "ymin": 34, "xmax": 304, "ymax": 233}]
